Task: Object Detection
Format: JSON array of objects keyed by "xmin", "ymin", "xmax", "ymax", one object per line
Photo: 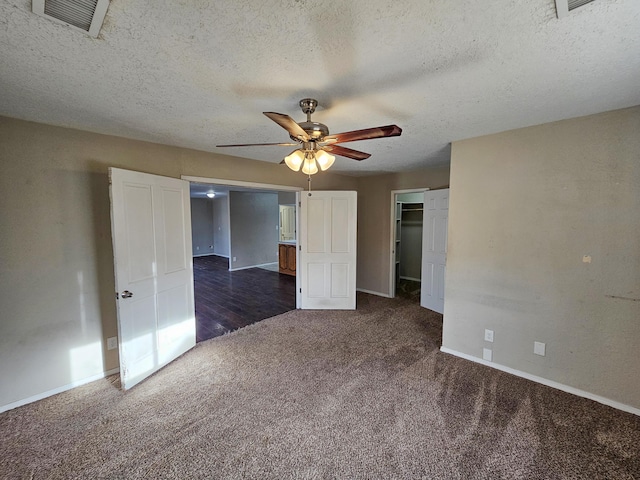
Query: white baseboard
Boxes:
[
  {"xmin": 440, "ymin": 347, "xmax": 640, "ymax": 417},
  {"xmin": 229, "ymin": 261, "xmax": 278, "ymax": 272},
  {"xmin": 356, "ymin": 288, "xmax": 393, "ymax": 298},
  {"xmin": 0, "ymin": 367, "xmax": 120, "ymax": 414}
]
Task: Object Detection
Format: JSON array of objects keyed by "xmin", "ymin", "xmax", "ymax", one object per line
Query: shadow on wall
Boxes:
[
  {"xmin": 87, "ymin": 167, "xmax": 119, "ymax": 374},
  {"xmin": 56, "ymin": 166, "xmax": 119, "ymax": 386}
]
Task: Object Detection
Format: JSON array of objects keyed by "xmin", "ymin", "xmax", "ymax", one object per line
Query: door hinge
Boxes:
[
  {"xmin": 298, "ymin": 201, "xmax": 301, "ymax": 207},
  {"xmin": 299, "ymin": 245, "xmax": 302, "ymax": 251},
  {"xmin": 299, "ymin": 288, "xmax": 302, "ymax": 293}
]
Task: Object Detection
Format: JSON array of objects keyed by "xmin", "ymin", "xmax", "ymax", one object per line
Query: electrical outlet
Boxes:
[
  {"xmin": 233, "ymin": 257, "xmax": 237, "ymax": 262},
  {"xmin": 484, "ymin": 329, "xmax": 494, "ymax": 342},
  {"xmin": 107, "ymin": 337, "xmax": 118, "ymax": 350},
  {"xmin": 482, "ymin": 348, "xmax": 492, "ymax": 361},
  {"xmin": 534, "ymin": 341, "xmax": 546, "ymax": 356},
  {"xmin": 196, "ymin": 246, "xmax": 199, "ymax": 250}
]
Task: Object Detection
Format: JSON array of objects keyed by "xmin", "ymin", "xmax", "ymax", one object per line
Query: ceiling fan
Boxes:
[{"xmin": 217, "ymin": 98, "xmax": 402, "ymax": 175}]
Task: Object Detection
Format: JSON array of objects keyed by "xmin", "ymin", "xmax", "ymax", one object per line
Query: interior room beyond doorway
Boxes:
[{"xmin": 187, "ymin": 179, "xmax": 301, "ymax": 342}]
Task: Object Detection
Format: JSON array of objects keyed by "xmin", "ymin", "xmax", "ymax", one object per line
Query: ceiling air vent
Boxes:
[
  {"xmin": 32, "ymin": 0, "xmax": 110, "ymax": 38},
  {"xmin": 555, "ymin": 0, "xmax": 597, "ymax": 18}
]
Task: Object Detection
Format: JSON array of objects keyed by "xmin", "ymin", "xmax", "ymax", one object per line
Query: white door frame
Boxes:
[
  {"xmin": 389, "ymin": 188, "xmax": 429, "ymax": 298},
  {"xmin": 182, "ymin": 175, "xmax": 303, "ymax": 270},
  {"xmin": 181, "ymin": 176, "xmax": 302, "ymax": 193}
]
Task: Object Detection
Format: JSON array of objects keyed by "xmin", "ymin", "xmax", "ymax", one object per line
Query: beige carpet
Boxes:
[{"xmin": 1, "ymin": 294, "xmax": 639, "ymax": 479}]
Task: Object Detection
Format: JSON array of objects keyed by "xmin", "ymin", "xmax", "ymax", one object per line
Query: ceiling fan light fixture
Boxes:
[
  {"xmin": 284, "ymin": 150, "xmax": 305, "ymax": 172},
  {"xmin": 315, "ymin": 150, "xmax": 335, "ymax": 171},
  {"xmin": 301, "ymin": 156, "xmax": 319, "ymax": 175}
]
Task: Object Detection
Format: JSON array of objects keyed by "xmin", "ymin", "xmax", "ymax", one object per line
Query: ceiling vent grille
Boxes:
[
  {"xmin": 555, "ymin": 0, "xmax": 597, "ymax": 18},
  {"xmin": 32, "ymin": 0, "xmax": 110, "ymax": 38}
]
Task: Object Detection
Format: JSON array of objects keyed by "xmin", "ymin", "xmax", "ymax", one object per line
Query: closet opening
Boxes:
[{"xmin": 391, "ymin": 190, "xmax": 427, "ymax": 302}]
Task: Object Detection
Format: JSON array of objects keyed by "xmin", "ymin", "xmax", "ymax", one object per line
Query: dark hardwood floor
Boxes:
[{"xmin": 193, "ymin": 255, "xmax": 296, "ymax": 342}]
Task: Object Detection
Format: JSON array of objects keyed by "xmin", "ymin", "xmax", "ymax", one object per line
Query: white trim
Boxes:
[
  {"xmin": 400, "ymin": 276, "xmax": 421, "ymax": 282},
  {"xmin": 356, "ymin": 288, "xmax": 393, "ymax": 298},
  {"xmin": 181, "ymin": 176, "xmax": 303, "ymax": 192},
  {"xmin": 88, "ymin": 0, "xmax": 110, "ymax": 38},
  {"xmin": 440, "ymin": 347, "xmax": 640, "ymax": 417},
  {"xmin": 229, "ymin": 261, "xmax": 278, "ymax": 272},
  {"xmin": 295, "ymin": 192, "xmax": 301, "ymax": 309},
  {"xmin": 0, "ymin": 368, "xmax": 120, "ymax": 413}
]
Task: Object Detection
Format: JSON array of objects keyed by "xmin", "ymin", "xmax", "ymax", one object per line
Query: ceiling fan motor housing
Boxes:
[{"xmin": 291, "ymin": 121, "xmax": 329, "ymax": 142}]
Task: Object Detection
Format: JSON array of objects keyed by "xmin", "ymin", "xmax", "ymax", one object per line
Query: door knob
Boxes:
[{"xmin": 121, "ymin": 290, "xmax": 133, "ymax": 299}]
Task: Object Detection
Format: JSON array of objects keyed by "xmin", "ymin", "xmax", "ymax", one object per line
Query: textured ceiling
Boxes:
[{"xmin": 1, "ymin": 0, "xmax": 639, "ymax": 175}]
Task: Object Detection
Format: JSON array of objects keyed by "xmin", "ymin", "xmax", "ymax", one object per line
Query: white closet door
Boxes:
[{"xmin": 421, "ymin": 189, "xmax": 449, "ymax": 314}]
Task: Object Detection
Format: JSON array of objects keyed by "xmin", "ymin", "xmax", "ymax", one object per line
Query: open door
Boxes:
[
  {"xmin": 299, "ymin": 191, "xmax": 357, "ymax": 310},
  {"xmin": 421, "ymin": 189, "xmax": 449, "ymax": 314},
  {"xmin": 109, "ymin": 168, "xmax": 196, "ymax": 389}
]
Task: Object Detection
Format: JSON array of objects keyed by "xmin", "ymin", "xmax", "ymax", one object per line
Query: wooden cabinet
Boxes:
[{"xmin": 278, "ymin": 243, "xmax": 296, "ymax": 276}]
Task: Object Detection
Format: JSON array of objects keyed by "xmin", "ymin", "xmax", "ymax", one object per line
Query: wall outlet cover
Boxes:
[
  {"xmin": 107, "ymin": 337, "xmax": 118, "ymax": 350},
  {"xmin": 483, "ymin": 348, "xmax": 492, "ymax": 361},
  {"xmin": 484, "ymin": 329, "xmax": 494, "ymax": 342},
  {"xmin": 534, "ymin": 341, "xmax": 546, "ymax": 356}
]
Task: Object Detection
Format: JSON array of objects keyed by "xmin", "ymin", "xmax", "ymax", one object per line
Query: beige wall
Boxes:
[
  {"xmin": 0, "ymin": 116, "xmax": 357, "ymax": 409},
  {"xmin": 229, "ymin": 191, "xmax": 279, "ymax": 270},
  {"xmin": 443, "ymin": 106, "xmax": 640, "ymax": 410},
  {"xmin": 356, "ymin": 166, "xmax": 450, "ymax": 296}
]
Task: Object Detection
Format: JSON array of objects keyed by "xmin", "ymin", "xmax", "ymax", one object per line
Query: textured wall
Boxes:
[{"xmin": 444, "ymin": 106, "xmax": 640, "ymax": 410}]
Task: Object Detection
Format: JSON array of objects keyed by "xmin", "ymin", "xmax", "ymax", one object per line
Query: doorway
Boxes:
[
  {"xmin": 390, "ymin": 189, "xmax": 427, "ymax": 302},
  {"xmin": 183, "ymin": 176, "xmax": 302, "ymax": 342}
]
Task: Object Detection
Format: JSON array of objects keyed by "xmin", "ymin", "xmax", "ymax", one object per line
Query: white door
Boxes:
[
  {"xmin": 109, "ymin": 168, "xmax": 196, "ymax": 389},
  {"xmin": 299, "ymin": 191, "xmax": 357, "ymax": 310},
  {"xmin": 421, "ymin": 189, "xmax": 449, "ymax": 314}
]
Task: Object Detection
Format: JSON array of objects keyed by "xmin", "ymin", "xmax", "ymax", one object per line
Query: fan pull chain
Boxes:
[{"xmin": 307, "ymin": 174, "xmax": 312, "ymax": 193}]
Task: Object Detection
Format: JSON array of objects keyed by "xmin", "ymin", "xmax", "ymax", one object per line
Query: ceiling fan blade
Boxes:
[
  {"xmin": 323, "ymin": 145, "xmax": 371, "ymax": 161},
  {"xmin": 263, "ymin": 112, "xmax": 310, "ymax": 142},
  {"xmin": 217, "ymin": 142, "xmax": 299, "ymax": 147},
  {"xmin": 324, "ymin": 124, "xmax": 402, "ymax": 144}
]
